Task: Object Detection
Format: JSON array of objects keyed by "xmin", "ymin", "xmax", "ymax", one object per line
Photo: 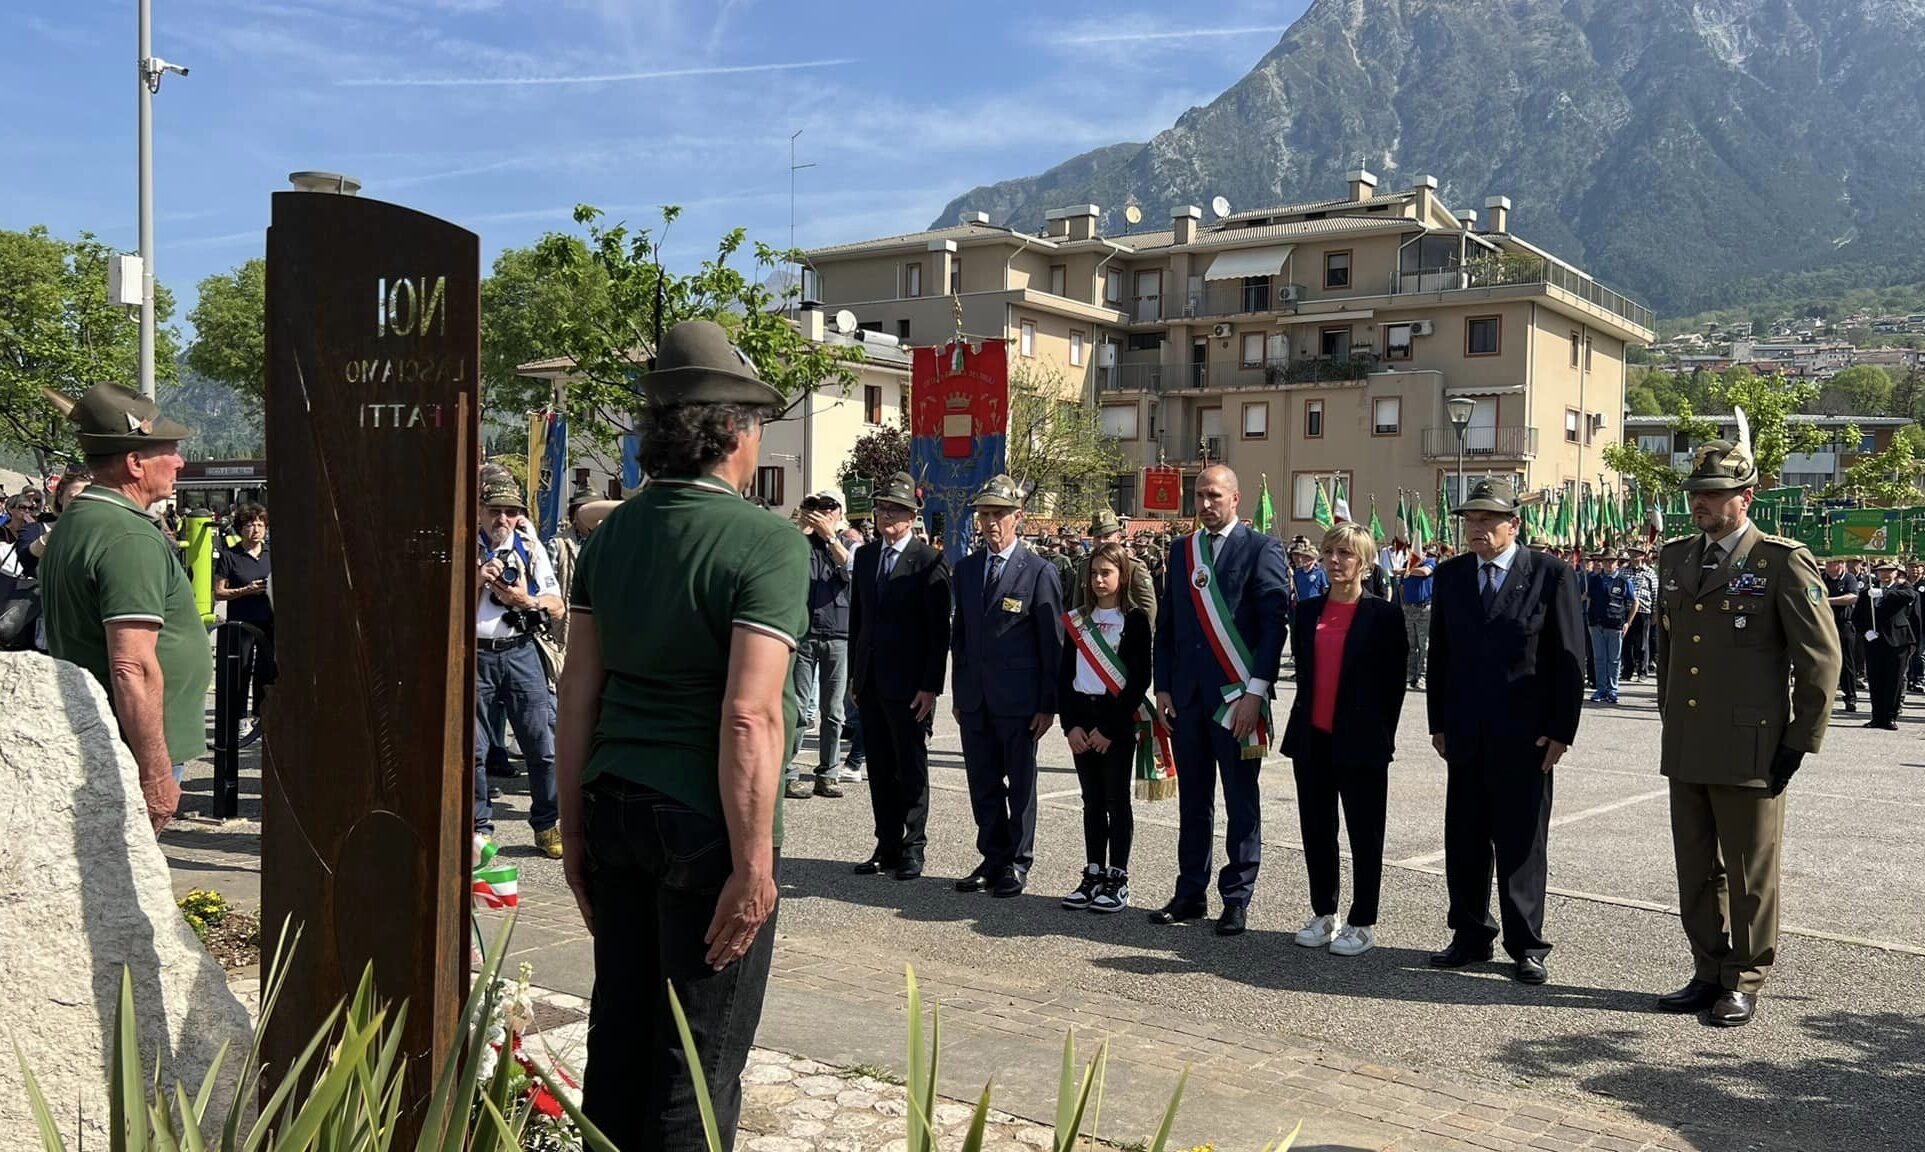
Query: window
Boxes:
[
  {"xmin": 896, "ymin": 318, "xmax": 911, "ymax": 342},
  {"xmin": 1126, "ymin": 331, "xmax": 1162, "ymax": 352},
  {"xmin": 1466, "ymin": 315, "xmax": 1500, "ymax": 356},
  {"xmin": 1240, "ymin": 332, "xmax": 1265, "ymax": 367},
  {"xmin": 1319, "ymin": 326, "xmax": 1352, "ymax": 358},
  {"xmin": 949, "ymin": 259, "xmax": 961, "ymax": 295},
  {"xmin": 754, "ymin": 466, "xmax": 785, "ymax": 506},
  {"xmin": 1372, "ymin": 396, "xmax": 1401, "ymax": 435},
  {"xmin": 1105, "ymin": 268, "xmax": 1123, "ymax": 304},
  {"xmin": 864, "ymin": 384, "xmax": 883, "ymax": 426},
  {"xmin": 1304, "ymin": 399, "xmax": 1325, "ymax": 439},
  {"xmin": 1049, "ymin": 264, "xmax": 1067, "ymax": 296},
  {"xmin": 800, "ymin": 267, "xmax": 821, "ymax": 301},
  {"xmin": 1384, "ymin": 324, "xmax": 1413, "ymax": 361},
  {"xmin": 903, "ymin": 263, "xmax": 922, "ymax": 298},
  {"xmin": 1242, "ymin": 402, "xmax": 1268, "ymax": 439},
  {"xmin": 1241, "ymin": 276, "xmax": 1270, "ymax": 313},
  {"xmin": 1323, "ymin": 250, "xmax": 1351, "ymax": 290},
  {"xmin": 1108, "ymin": 473, "xmax": 1135, "ymax": 515},
  {"xmin": 1637, "ymin": 433, "xmax": 1671, "ymax": 456},
  {"xmin": 1564, "ymin": 408, "xmax": 1581, "ymax": 444},
  {"xmin": 1100, "ymin": 405, "xmax": 1138, "ymax": 439},
  {"xmin": 1020, "ymin": 319, "xmax": 1036, "ymax": 357},
  {"xmin": 1570, "ymin": 331, "xmax": 1581, "ymax": 368},
  {"xmin": 1070, "ymin": 330, "xmax": 1086, "ymax": 367},
  {"xmin": 1859, "ymin": 432, "xmax": 1878, "ymax": 454},
  {"xmin": 1584, "ymin": 335, "xmax": 1593, "ymax": 371},
  {"xmin": 1293, "ymin": 472, "xmax": 1350, "ymax": 518}
]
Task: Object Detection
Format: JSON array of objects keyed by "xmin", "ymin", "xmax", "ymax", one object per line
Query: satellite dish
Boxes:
[
  {"xmin": 833, "ymin": 309, "xmax": 857, "ymax": 335},
  {"xmin": 1211, "ymin": 195, "xmax": 1232, "ymax": 219},
  {"xmin": 1124, "ymin": 204, "xmax": 1143, "ymax": 225}
]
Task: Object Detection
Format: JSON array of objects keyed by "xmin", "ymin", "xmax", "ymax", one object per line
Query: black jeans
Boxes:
[
  {"xmin": 581, "ymin": 778, "xmax": 779, "ymax": 1152},
  {"xmin": 861, "ymin": 682, "xmax": 931, "ymax": 862},
  {"xmin": 1071, "ymin": 702, "xmax": 1135, "ymax": 870},
  {"xmin": 234, "ymin": 618, "xmax": 276, "ymax": 717},
  {"xmin": 1290, "ymin": 730, "xmax": 1388, "ymax": 926}
]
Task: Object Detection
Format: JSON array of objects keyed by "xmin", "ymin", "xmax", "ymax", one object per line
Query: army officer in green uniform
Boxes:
[
  {"xmin": 555, "ymin": 320, "xmax": 809, "ymax": 1151},
  {"xmin": 1654, "ymin": 435, "xmax": 1840, "ymax": 1027}
]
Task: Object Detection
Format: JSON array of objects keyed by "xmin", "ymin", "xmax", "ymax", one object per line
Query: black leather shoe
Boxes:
[
  {"xmin": 1215, "ymin": 904, "xmax": 1248, "ymax": 936},
  {"xmin": 853, "ymin": 855, "xmax": 894, "ymax": 875},
  {"xmin": 1514, "ymin": 956, "xmax": 1549, "ymax": 985},
  {"xmin": 991, "ymin": 866, "xmax": 1028, "ymax": 898},
  {"xmin": 1656, "ymin": 979, "xmax": 1722, "ymax": 1013},
  {"xmin": 1428, "ymin": 939, "xmax": 1495, "ymax": 968},
  {"xmin": 1148, "ymin": 899, "xmax": 1208, "ymax": 925},
  {"xmin": 1708, "ymin": 990, "xmax": 1756, "ymax": 1027},
  {"xmin": 894, "ymin": 856, "xmax": 924, "ymax": 881},
  {"xmin": 955, "ymin": 863, "xmax": 994, "ymax": 893}
]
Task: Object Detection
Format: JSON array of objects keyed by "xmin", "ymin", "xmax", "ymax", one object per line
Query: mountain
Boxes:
[
  {"xmin": 934, "ymin": 0, "xmax": 1925, "ymax": 318},
  {"xmin": 162, "ymin": 363, "xmax": 262, "ymax": 460}
]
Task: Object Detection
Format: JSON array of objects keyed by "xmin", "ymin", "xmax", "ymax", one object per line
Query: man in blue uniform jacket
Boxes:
[
  {"xmin": 1151, "ymin": 465, "xmax": 1290, "ymax": 936},
  {"xmin": 950, "ymin": 473, "xmax": 1064, "ymax": 898}
]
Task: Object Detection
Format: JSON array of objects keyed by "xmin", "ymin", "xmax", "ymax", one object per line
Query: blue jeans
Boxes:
[
  {"xmin": 785, "ymin": 637, "xmax": 847, "ymax": 782},
  {"xmin": 1589, "ymin": 626, "xmax": 1624, "ymax": 699},
  {"xmin": 472, "ymin": 639, "xmax": 557, "ymax": 834}
]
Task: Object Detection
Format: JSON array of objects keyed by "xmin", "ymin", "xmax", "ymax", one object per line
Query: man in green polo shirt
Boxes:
[
  {"xmin": 555, "ymin": 319, "xmax": 808, "ymax": 1152},
  {"xmin": 38, "ymin": 383, "xmax": 209, "ymax": 834}
]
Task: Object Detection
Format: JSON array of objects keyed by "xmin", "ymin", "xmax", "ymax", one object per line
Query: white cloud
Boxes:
[{"xmin": 336, "ymin": 57, "xmax": 855, "ymax": 87}]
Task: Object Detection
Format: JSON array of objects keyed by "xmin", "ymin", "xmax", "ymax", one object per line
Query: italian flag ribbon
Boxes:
[
  {"xmin": 473, "ymin": 838, "xmax": 520, "ymax": 910},
  {"xmin": 1187, "ymin": 530, "xmax": 1270, "ymax": 760},
  {"xmin": 1064, "ymin": 609, "xmax": 1178, "ymax": 800}
]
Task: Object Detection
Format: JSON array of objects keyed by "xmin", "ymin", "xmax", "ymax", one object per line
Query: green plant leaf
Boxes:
[
  {"xmin": 1146, "ymin": 1066, "xmax": 1188, "ymax": 1152},
  {"xmin": 172, "ymin": 1084, "xmax": 210, "ymax": 1152},
  {"xmin": 225, "ymin": 917, "xmax": 301, "ymax": 1152},
  {"xmin": 527, "ymin": 1063, "xmax": 623, "ymax": 1152},
  {"xmin": 905, "ymin": 965, "xmax": 927, "ymax": 1152},
  {"xmin": 1261, "ymin": 1118, "xmax": 1304, "ymax": 1152},
  {"xmin": 265, "ymin": 1011, "xmax": 384, "ymax": 1151},
  {"xmin": 667, "ymin": 980, "xmax": 725, "ymax": 1152},
  {"xmin": 1053, "ymin": 1031, "xmax": 1076, "ymax": 1145},
  {"xmin": 921, "ymin": 1008, "xmax": 943, "ymax": 1152},
  {"xmin": 14, "ymin": 1046, "xmax": 72, "ymax": 1151},
  {"xmin": 239, "ymin": 1002, "xmax": 343, "ymax": 1152},
  {"xmin": 1053, "ymin": 1041, "xmax": 1105, "ymax": 1152},
  {"xmin": 112, "ymin": 967, "xmax": 150, "ymax": 1152},
  {"xmin": 186, "ymin": 1041, "xmax": 230, "ymax": 1131},
  {"xmin": 958, "ymin": 1081, "xmax": 994, "ymax": 1152},
  {"xmin": 415, "ymin": 916, "xmax": 515, "ymax": 1152}
]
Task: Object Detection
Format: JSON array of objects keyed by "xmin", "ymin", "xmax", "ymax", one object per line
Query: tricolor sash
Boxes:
[
  {"xmin": 1064, "ymin": 608, "xmax": 1177, "ymax": 800},
  {"xmin": 473, "ymin": 838, "xmax": 520, "ymax": 910},
  {"xmin": 1186, "ymin": 529, "xmax": 1270, "ymax": 759}
]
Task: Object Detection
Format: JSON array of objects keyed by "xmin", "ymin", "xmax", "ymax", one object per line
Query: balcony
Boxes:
[
  {"xmin": 1421, "ymin": 425, "xmax": 1540, "ymax": 461},
  {"xmin": 1099, "ymin": 360, "xmax": 1211, "ymax": 393},
  {"xmin": 1389, "ymin": 256, "xmax": 1655, "ymax": 332},
  {"xmin": 1183, "ymin": 281, "xmax": 1307, "ymax": 320},
  {"xmin": 1129, "ymin": 294, "xmax": 1163, "ymax": 324}
]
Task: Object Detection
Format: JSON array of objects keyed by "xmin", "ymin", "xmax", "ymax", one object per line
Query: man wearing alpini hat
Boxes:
[
  {"xmin": 39, "ymin": 383, "xmax": 207, "ymax": 835},
  {"xmin": 1654, "ymin": 429, "xmax": 1840, "ymax": 1027},
  {"xmin": 1073, "ymin": 507, "xmax": 1156, "ymax": 626},
  {"xmin": 555, "ymin": 319, "xmax": 807, "ymax": 1150}
]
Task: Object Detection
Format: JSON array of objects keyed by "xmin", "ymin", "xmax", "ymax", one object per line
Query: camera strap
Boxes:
[{"xmin": 479, "ymin": 533, "xmax": 541, "ymax": 595}]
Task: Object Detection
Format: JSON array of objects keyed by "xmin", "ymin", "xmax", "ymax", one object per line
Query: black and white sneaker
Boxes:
[
  {"xmin": 1061, "ymin": 864, "xmax": 1104, "ymax": 910},
  {"xmin": 1090, "ymin": 869, "xmax": 1129, "ymax": 914}
]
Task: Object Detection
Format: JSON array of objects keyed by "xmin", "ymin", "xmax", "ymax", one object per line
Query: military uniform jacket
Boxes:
[
  {"xmin": 1849, "ymin": 580, "xmax": 1919, "ymax": 649},
  {"xmin": 1655, "ymin": 528, "xmax": 1841, "ymax": 787}
]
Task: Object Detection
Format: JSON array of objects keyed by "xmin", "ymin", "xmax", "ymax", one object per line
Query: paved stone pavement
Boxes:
[{"xmin": 165, "ymin": 673, "xmax": 1925, "ymax": 1151}]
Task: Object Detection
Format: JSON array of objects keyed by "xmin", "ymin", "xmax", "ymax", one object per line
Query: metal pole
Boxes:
[
  {"xmin": 1455, "ymin": 435, "xmax": 1466, "ymax": 548},
  {"xmin": 137, "ymin": 0, "xmax": 155, "ymax": 398}
]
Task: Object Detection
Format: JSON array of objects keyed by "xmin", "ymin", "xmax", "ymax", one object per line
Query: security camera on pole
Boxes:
[{"xmin": 137, "ymin": 0, "xmax": 189, "ymax": 399}]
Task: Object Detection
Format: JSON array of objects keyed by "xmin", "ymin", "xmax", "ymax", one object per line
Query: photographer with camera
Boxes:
[
  {"xmin": 475, "ymin": 474, "xmax": 567, "ymax": 858},
  {"xmin": 785, "ymin": 488, "xmax": 855, "ymax": 800}
]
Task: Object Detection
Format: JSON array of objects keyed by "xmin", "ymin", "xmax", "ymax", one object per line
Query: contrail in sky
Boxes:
[{"xmin": 338, "ymin": 58, "xmax": 855, "ymax": 87}]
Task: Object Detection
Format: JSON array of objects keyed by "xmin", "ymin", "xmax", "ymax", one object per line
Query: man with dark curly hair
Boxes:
[{"xmin": 556, "ymin": 319, "xmax": 808, "ymax": 1152}]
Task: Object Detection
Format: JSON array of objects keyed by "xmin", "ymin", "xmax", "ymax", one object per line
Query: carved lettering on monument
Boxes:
[{"xmin": 377, "ymin": 275, "xmax": 447, "ymax": 337}]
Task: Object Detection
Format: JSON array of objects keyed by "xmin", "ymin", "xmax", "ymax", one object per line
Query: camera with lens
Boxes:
[
  {"xmin": 800, "ymin": 496, "xmax": 826, "ymax": 512},
  {"xmin": 482, "ymin": 546, "xmax": 549, "ymax": 635}
]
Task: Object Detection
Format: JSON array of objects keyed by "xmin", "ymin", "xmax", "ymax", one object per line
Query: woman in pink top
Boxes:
[{"xmin": 1278, "ymin": 523, "xmax": 1409, "ymax": 956}]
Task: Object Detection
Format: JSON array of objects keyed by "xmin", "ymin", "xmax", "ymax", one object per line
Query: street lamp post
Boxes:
[
  {"xmin": 136, "ymin": 3, "xmax": 189, "ymax": 399},
  {"xmin": 1447, "ymin": 395, "xmax": 1475, "ymax": 547}
]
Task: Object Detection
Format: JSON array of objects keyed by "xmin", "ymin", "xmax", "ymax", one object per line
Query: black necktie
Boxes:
[
  {"xmin": 1480, "ymin": 563, "xmax": 1499, "ymax": 613},
  {"xmin": 881, "ymin": 547, "xmax": 897, "ymax": 580},
  {"xmin": 984, "ymin": 553, "xmax": 1005, "ymax": 607},
  {"xmin": 1703, "ymin": 543, "xmax": 1724, "ymax": 572}
]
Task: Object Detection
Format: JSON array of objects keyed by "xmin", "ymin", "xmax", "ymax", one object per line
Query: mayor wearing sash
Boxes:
[
  {"xmin": 1151, "ymin": 465, "xmax": 1290, "ymax": 936},
  {"xmin": 951, "ymin": 474, "xmax": 1064, "ymax": 898},
  {"xmin": 1427, "ymin": 479, "xmax": 1585, "ymax": 984}
]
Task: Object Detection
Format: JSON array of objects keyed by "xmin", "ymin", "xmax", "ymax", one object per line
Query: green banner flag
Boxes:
[
  {"xmin": 844, "ymin": 477, "xmax": 874, "ymax": 516},
  {"xmin": 1828, "ymin": 508, "xmax": 1905, "ymax": 556},
  {"xmin": 1254, "ymin": 476, "xmax": 1275, "ymax": 536},
  {"xmin": 1312, "ymin": 478, "xmax": 1334, "ymax": 529},
  {"xmin": 1368, "ymin": 496, "xmax": 1386, "ymax": 542}
]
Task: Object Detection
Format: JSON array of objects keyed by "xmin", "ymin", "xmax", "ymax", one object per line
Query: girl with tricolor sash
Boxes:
[{"xmin": 1057, "ymin": 542, "xmax": 1164, "ymax": 913}]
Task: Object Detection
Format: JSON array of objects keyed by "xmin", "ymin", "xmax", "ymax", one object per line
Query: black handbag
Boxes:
[{"xmin": 0, "ymin": 541, "xmax": 40, "ymax": 651}]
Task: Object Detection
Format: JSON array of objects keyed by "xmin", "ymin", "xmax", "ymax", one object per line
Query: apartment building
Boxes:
[
  {"xmin": 801, "ymin": 169, "xmax": 1655, "ymax": 537},
  {"xmin": 1624, "ymin": 413, "xmax": 1913, "ymax": 492}
]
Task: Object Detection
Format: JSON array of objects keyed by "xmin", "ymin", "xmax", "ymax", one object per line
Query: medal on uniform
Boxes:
[
  {"xmin": 1665, "ymin": 575, "xmax": 1680, "ymax": 591},
  {"xmin": 1735, "ymin": 616, "xmax": 1748, "ymax": 630},
  {"xmin": 1002, "ymin": 596, "xmax": 1024, "ymax": 613}
]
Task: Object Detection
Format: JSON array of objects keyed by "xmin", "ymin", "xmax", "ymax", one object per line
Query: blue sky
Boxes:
[{"xmin": 3, "ymin": 0, "xmax": 1310, "ymax": 329}]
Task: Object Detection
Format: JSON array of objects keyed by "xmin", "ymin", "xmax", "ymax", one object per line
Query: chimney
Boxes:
[
  {"xmin": 959, "ymin": 210, "xmax": 990, "ymax": 225},
  {"xmin": 1173, "ymin": 204, "xmax": 1202, "ymax": 246},
  {"xmin": 926, "ymin": 238, "xmax": 956, "ymax": 297},
  {"xmin": 1047, "ymin": 204, "xmax": 1100, "ymax": 241},
  {"xmin": 1484, "ymin": 196, "xmax": 1512, "ymax": 233},
  {"xmin": 1412, "ymin": 175, "xmax": 1438, "ymax": 222},
  {"xmin": 1346, "ymin": 168, "xmax": 1378, "ymax": 202},
  {"xmin": 799, "ymin": 301, "xmax": 824, "ymax": 342},
  {"xmin": 1456, "ymin": 209, "xmax": 1478, "ymax": 231}
]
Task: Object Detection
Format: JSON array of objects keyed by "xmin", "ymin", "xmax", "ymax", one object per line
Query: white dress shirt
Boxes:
[
  {"xmin": 1477, "ymin": 541, "xmax": 1521, "ymax": 596},
  {"xmin": 477, "ymin": 523, "xmax": 561, "ymax": 640}
]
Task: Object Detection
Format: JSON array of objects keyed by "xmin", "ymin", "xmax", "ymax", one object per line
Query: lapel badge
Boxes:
[
  {"xmin": 1757, "ymin": 558, "xmax": 1768, "ymax": 569},
  {"xmin": 1001, "ymin": 596, "xmax": 1024, "ymax": 613},
  {"xmin": 1665, "ymin": 577, "xmax": 1680, "ymax": 592},
  {"xmin": 1721, "ymin": 599, "xmax": 1731, "ymax": 611}
]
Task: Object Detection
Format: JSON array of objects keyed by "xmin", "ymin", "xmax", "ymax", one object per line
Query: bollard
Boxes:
[{"xmin": 209, "ymin": 621, "xmax": 248, "ymax": 819}]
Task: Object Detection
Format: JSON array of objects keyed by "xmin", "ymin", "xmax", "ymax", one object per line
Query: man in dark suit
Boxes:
[
  {"xmin": 1427, "ymin": 479, "xmax": 1585, "ymax": 984},
  {"xmin": 1853, "ymin": 559, "xmax": 1917, "ymax": 730},
  {"xmin": 951, "ymin": 474, "xmax": 1063, "ymax": 898},
  {"xmin": 848, "ymin": 472, "xmax": 952, "ymax": 879},
  {"xmin": 1151, "ymin": 465, "xmax": 1290, "ymax": 936}
]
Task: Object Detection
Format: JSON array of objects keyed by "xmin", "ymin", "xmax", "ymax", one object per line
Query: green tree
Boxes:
[
  {"xmin": 1602, "ymin": 439, "xmax": 1685, "ymax": 505},
  {"xmin": 838, "ymin": 423, "xmax": 910, "ymax": 489},
  {"xmin": 1889, "ymin": 367, "xmax": 1925, "ymax": 423},
  {"xmin": 1812, "ymin": 364, "xmax": 1895, "ymax": 415},
  {"xmin": 479, "ymin": 236, "xmax": 613, "ymax": 434},
  {"xmin": 1706, "ymin": 372, "xmax": 1839, "ymax": 485},
  {"xmin": 528, "ymin": 205, "xmax": 863, "ymax": 468},
  {"xmin": 1004, "ymin": 363, "xmax": 1125, "ymax": 521},
  {"xmin": 185, "ymin": 259, "xmax": 266, "ymax": 404},
  {"xmin": 0, "ymin": 226, "xmax": 180, "ymax": 470},
  {"xmin": 1826, "ymin": 424, "xmax": 1925, "ymax": 504}
]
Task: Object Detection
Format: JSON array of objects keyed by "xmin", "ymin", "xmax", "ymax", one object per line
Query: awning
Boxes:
[
  {"xmin": 1445, "ymin": 384, "xmax": 1525, "ymax": 397},
  {"xmin": 1202, "ymin": 245, "xmax": 1294, "ymax": 281}
]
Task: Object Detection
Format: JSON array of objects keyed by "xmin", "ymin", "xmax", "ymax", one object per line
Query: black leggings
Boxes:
[
  {"xmin": 1291, "ymin": 729, "xmax": 1389, "ymax": 926},
  {"xmin": 1073, "ymin": 731, "xmax": 1135, "ymax": 870}
]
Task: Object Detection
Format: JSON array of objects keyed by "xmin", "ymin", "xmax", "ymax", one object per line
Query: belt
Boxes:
[{"xmin": 478, "ymin": 633, "xmax": 532, "ymax": 652}]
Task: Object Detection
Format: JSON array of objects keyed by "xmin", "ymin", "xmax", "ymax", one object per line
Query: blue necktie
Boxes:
[
  {"xmin": 984, "ymin": 554, "xmax": 1005, "ymax": 607},
  {"xmin": 1481, "ymin": 563, "xmax": 1499, "ymax": 612},
  {"xmin": 881, "ymin": 547, "xmax": 897, "ymax": 580}
]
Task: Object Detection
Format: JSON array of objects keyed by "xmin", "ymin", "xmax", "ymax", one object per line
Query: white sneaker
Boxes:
[
  {"xmin": 1294, "ymin": 913, "xmax": 1340, "ymax": 948},
  {"xmin": 1329, "ymin": 923, "xmax": 1375, "ymax": 956}
]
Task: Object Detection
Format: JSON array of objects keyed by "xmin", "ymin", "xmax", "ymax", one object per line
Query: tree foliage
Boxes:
[
  {"xmin": 479, "ymin": 236, "xmax": 613, "ymax": 436},
  {"xmin": 1812, "ymin": 364, "xmax": 1894, "ymax": 416},
  {"xmin": 525, "ymin": 205, "xmax": 863, "ymax": 468},
  {"xmin": 1706, "ymin": 371, "xmax": 1838, "ymax": 484},
  {"xmin": 185, "ymin": 259, "xmax": 266, "ymax": 405},
  {"xmin": 838, "ymin": 423, "xmax": 910, "ymax": 489},
  {"xmin": 0, "ymin": 226, "xmax": 180, "ymax": 469},
  {"xmin": 1825, "ymin": 424, "xmax": 1925, "ymax": 505},
  {"xmin": 1601, "ymin": 438, "xmax": 1685, "ymax": 504},
  {"xmin": 1004, "ymin": 363, "xmax": 1125, "ymax": 521}
]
